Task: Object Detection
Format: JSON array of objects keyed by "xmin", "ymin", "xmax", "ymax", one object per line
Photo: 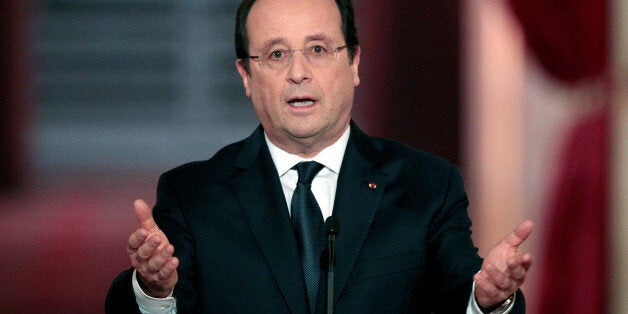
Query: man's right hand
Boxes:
[{"xmin": 127, "ymin": 199, "xmax": 179, "ymax": 298}]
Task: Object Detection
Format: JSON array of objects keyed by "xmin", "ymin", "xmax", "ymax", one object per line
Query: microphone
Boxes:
[{"xmin": 324, "ymin": 216, "xmax": 339, "ymax": 314}]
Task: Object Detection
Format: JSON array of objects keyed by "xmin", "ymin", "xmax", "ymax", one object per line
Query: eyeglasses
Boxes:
[{"xmin": 246, "ymin": 44, "xmax": 347, "ymax": 70}]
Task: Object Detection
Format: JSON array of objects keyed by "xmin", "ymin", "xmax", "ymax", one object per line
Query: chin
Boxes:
[{"xmin": 287, "ymin": 125, "xmax": 322, "ymax": 140}]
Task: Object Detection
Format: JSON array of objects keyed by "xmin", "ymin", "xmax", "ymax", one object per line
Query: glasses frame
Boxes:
[{"xmin": 246, "ymin": 45, "xmax": 348, "ymax": 70}]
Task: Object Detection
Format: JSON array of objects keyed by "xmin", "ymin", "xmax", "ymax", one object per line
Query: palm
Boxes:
[
  {"xmin": 474, "ymin": 220, "xmax": 533, "ymax": 308},
  {"xmin": 128, "ymin": 199, "xmax": 179, "ymax": 298}
]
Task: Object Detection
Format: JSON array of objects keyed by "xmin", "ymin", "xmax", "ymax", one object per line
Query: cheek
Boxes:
[
  {"xmin": 249, "ymin": 79, "xmax": 282, "ymax": 115},
  {"xmin": 249, "ymin": 77, "xmax": 271, "ymax": 102},
  {"xmin": 327, "ymin": 73, "xmax": 356, "ymax": 106}
]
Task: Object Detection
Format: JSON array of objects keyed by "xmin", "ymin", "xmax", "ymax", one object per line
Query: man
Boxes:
[{"xmin": 106, "ymin": 0, "xmax": 533, "ymax": 312}]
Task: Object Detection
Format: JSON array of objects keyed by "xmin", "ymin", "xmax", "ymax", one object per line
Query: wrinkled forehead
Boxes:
[{"xmin": 246, "ymin": 0, "xmax": 344, "ymax": 48}]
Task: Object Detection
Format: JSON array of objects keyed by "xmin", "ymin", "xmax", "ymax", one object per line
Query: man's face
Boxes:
[{"xmin": 236, "ymin": 0, "xmax": 360, "ymax": 156}]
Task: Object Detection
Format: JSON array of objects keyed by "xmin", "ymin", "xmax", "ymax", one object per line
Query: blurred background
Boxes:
[{"xmin": 1, "ymin": 0, "xmax": 626, "ymax": 312}]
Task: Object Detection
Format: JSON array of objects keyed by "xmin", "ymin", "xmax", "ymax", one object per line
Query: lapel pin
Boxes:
[{"xmin": 368, "ymin": 182, "xmax": 377, "ymax": 189}]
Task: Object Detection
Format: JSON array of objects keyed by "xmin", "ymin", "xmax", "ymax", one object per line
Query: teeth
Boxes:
[{"xmin": 289, "ymin": 100, "xmax": 315, "ymax": 107}]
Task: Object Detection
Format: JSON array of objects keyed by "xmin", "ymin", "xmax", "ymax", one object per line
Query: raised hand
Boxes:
[
  {"xmin": 474, "ymin": 220, "xmax": 533, "ymax": 308},
  {"xmin": 127, "ymin": 199, "xmax": 179, "ymax": 298}
]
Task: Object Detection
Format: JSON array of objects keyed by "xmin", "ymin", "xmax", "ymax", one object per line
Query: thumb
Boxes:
[
  {"xmin": 134, "ymin": 199, "xmax": 157, "ymax": 231},
  {"xmin": 502, "ymin": 220, "xmax": 534, "ymax": 249}
]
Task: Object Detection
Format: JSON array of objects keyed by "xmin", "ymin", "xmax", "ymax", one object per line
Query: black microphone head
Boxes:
[{"xmin": 325, "ymin": 216, "xmax": 339, "ymax": 236}]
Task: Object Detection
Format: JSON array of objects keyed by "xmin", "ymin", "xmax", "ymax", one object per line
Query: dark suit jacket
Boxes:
[{"xmin": 106, "ymin": 122, "xmax": 525, "ymax": 313}]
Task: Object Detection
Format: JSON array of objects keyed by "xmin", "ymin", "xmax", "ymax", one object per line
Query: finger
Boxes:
[
  {"xmin": 134, "ymin": 199, "xmax": 157, "ymax": 231},
  {"xmin": 146, "ymin": 244, "xmax": 175, "ymax": 273},
  {"xmin": 519, "ymin": 252, "xmax": 533, "ymax": 273},
  {"xmin": 474, "ymin": 272, "xmax": 503, "ymax": 303},
  {"xmin": 484, "ymin": 263, "xmax": 514, "ymax": 292},
  {"xmin": 502, "ymin": 220, "xmax": 534, "ymax": 249},
  {"xmin": 140, "ymin": 255, "xmax": 178, "ymax": 285},
  {"xmin": 505, "ymin": 255, "xmax": 529, "ymax": 282},
  {"xmin": 506, "ymin": 256, "xmax": 524, "ymax": 277},
  {"xmin": 127, "ymin": 228, "xmax": 149, "ymax": 254},
  {"xmin": 505, "ymin": 252, "xmax": 532, "ymax": 271},
  {"xmin": 136, "ymin": 234, "xmax": 162, "ymax": 261},
  {"xmin": 157, "ymin": 256, "xmax": 179, "ymax": 281}
]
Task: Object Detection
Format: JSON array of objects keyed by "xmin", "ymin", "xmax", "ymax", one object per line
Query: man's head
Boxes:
[
  {"xmin": 236, "ymin": 0, "xmax": 359, "ymax": 72},
  {"xmin": 235, "ymin": 0, "xmax": 361, "ymax": 157}
]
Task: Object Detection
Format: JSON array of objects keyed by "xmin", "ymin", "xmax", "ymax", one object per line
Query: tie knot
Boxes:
[{"xmin": 294, "ymin": 161, "xmax": 324, "ymax": 185}]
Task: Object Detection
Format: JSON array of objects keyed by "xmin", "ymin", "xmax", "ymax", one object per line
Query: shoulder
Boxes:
[
  {"xmin": 350, "ymin": 123, "xmax": 456, "ymax": 175},
  {"xmin": 167, "ymin": 140, "xmax": 245, "ymax": 178},
  {"xmin": 352, "ymin": 134, "xmax": 466, "ymax": 201},
  {"xmin": 368, "ymin": 135, "xmax": 460, "ymax": 178},
  {"xmin": 160, "ymin": 126, "xmax": 264, "ymax": 184}
]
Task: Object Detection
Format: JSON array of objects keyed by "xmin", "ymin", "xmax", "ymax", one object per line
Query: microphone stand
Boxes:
[
  {"xmin": 324, "ymin": 216, "xmax": 339, "ymax": 314},
  {"xmin": 327, "ymin": 232, "xmax": 335, "ymax": 314}
]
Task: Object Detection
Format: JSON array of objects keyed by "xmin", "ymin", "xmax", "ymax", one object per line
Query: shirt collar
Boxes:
[{"xmin": 265, "ymin": 126, "xmax": 350, "ymax": 177}]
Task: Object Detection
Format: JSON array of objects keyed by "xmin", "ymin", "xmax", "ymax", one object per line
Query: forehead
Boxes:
[{"xmin": 247, "ymin": 0, "xmax": 343, "ymax": 47}]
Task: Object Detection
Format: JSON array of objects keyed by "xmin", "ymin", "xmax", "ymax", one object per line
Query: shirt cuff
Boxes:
[
  {"xmin": 467, "ymin": 281, "xmax": 515, "ymax": 314},
  {"xmin": 132, "ymin": 269, "xmax": 177, "ymax": 314}
]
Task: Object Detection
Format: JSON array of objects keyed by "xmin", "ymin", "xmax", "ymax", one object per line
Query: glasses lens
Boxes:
[
  {"xmin": 304, "ymin": 44, "xmax": 331, "ymax": 66},
  {"xmin": 259, "ymin": 44, "xmax": 341, "ymax": 69},
  {"xmin": 261, "ymin": 49, "xmax": 290, "ymax": 69}
]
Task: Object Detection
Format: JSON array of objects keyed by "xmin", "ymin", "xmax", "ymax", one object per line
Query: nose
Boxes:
[{"xmin": 286, "ymin": 49, "xmax": 312, "ymax": 84}]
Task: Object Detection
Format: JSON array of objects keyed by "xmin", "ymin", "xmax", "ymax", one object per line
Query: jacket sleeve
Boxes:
[
  {"xmin": 427, "ymin": 165, "xmax": 526, "ymax": 313},
  {"xmin": 105, "ymin": 268, "xmax": 141, "ymax": 314}
]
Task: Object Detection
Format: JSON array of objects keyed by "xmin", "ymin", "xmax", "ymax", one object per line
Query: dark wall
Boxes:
[
  {"xmin": 0, "ymin": 1, "xmax": 33, "ymax": 191},
  {"xmin": 354, "ymin": 1, "xmax": 460, "ymax": 164}
]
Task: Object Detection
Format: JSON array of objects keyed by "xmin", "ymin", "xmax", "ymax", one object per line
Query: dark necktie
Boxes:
[{"xmin": 291, "ymin": 161, "xmax": 325, "ymax": 313}]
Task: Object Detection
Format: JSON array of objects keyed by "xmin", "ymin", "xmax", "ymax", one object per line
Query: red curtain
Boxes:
[
  {"xmin": 509, "ymin": 0, "xmax": 609, "ymax": 83},
  {"xmin": 508, "ymin": 0, "xmax": 610, "ymax": 312},
  {"xmin": 538, "ymin": 110, "xmax": 610, "ymax": 313},
  {"xmin": 0, "ymin": 0, "xmax": 33, "ymax": 191}
]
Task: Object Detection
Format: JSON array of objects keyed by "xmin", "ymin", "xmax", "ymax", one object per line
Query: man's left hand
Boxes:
[{"xmin": 474, "ymin": 220, "xmax": 533, "ymax": 309}]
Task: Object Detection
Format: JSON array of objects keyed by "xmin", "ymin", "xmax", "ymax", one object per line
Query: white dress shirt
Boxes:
[{"xmin": 267, "ymin": 126, "xmax": 350, "ymax": 221}]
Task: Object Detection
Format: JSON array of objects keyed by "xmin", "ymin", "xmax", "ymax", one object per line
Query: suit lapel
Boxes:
[
  {"xmin": 331, "ymin": 125, "xmax": 387, "ymax": 304},
  {"xmin": 230, "ymin": 127, "xmax": 308, "ymax": 313}
]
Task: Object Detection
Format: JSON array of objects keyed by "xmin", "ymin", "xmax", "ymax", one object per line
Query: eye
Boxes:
[
  {"xmin": 268, "ymin": 49, "xmax": 288, "ymax": 61},
  {"xmin": 310, "ymin": 45, "xmax": 327, "ymax": 55}
]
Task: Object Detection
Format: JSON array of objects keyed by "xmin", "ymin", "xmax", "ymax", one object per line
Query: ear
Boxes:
[
  {"xmin": 351, "ymin": 46, "xmax": 361, "ymax": 87},
  {"xmin": 236, "ymin": 59, "xmax": 252, "ymax": 97}
]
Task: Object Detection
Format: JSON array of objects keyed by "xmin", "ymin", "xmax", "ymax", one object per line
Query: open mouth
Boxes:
[{"xmin": 288, "ymin": 97, "xmax": 316, "ymax": 107}]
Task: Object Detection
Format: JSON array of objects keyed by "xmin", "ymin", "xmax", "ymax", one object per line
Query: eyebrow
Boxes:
[
  {"xmin": 304, "ymin": 34, "xmax": 330, "ymax": 42},
  {"xmin": 259, "ymin": 38, "xmax": 287, "ymax": 50},
  {"xmin": 258, "ymin": 33, "xmax": 332, "ymax": 51}
]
